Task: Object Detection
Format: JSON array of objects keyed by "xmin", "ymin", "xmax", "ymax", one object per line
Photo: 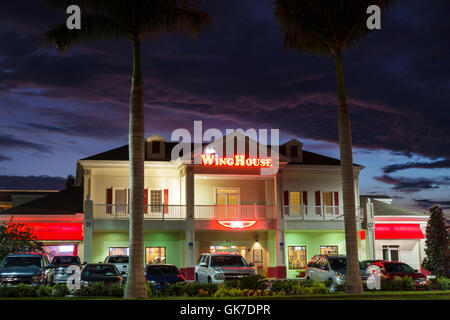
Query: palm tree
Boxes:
[
  {"xmin": 43, "ymin": 0, "xmax": 211, "ymax": 298},
  {"xmin": 273, "ymin": 0, "xmax": 393, "ymax": 293}
]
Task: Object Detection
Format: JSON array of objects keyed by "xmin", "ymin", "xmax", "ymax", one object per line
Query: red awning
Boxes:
[
  {"xmin": 360, "ymin": 224, "xmax": 424, "ymax": 240},
  {"xmin": 15, "ymin": 223, "xmax": 84, "ymax": 241}
]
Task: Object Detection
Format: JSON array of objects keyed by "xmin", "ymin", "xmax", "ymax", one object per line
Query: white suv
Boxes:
[
  {"xmin": 104, "ymin": 255, "xmax": 129, "ymax": 279},
  {"xmin": 195, "ymin": 253, "xmax": 255, "ymax": 284}
]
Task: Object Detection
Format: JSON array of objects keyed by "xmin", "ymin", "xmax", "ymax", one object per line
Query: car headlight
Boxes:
[{"xmin": 214, "ymin": 273, "xmax": 225, "ymax": 280}]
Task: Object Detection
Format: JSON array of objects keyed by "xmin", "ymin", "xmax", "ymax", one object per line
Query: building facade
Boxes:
[{"xmin": 76, "ymin": 133, "xmax": 368, "ymax": 279}]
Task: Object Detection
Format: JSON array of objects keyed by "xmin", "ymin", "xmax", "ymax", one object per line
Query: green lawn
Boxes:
[{"xmin": 1, "ymin": 291, "xmax": 450, "ymax": 300}]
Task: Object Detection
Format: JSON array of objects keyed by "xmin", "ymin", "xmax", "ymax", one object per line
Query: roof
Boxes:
[
  {"xmin": 1, "ymin": 187, "xmax": 83, "ymax": 215},
  {"xmin": 361, "ymin": 196, "xmax": 426, "ymax": 216},
  {"xmin": 0, "ymin": 190, "xmax": 58, "ymax": 203},
  {"xmin": 80, "ymin": 139, "xmax": 361, "ymax": 167}
]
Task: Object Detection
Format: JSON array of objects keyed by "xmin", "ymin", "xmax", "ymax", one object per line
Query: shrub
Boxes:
[
  {"xmin": 0, "ymin": 285, "xmax": 19, "ymax": 297},
  {"xmin": 430, "ymin": 277, "xmax": 450, "ymax": 290},
  {"xmin": 270, "ymin": 280, "xmax": 299, "ymax": 294},
  {"xmin": 237, "ymin": 274, "xmax": 268, "ymax": 291},
  {"xmin": 104, "ymin": 283, "xmax": 124, "ymax": 297},
  {"xmin": 182, "ymin": 283, "xmax": 218, "ymax": 297},
  {"xmin": 270, "ymin": 279, "xmax": 328, "ymax": 295},
  {"xmin": 75, "ymin": 282, "xmax": 108, "ymax": 296},
  {"xmin": 36, "ymin": 285, "xmax": 52, "ymax": 297},
  {"xmin": 17, "ymin": 283, "xmax": 37, "ymax": 297},
  {"xmin": 52, "ymin": 284, "xmax": 70, "ymax": 297},
  {"xmin": 0, "ymin": 284, "xmax": 40, "ymax": 297},
  {"xmin": 214, "ymin": 287, "xmax": 245, "ymax": 297},
  {"xmin": 381, "ymin": 277, "xmax": 416, "ymax": 291},
  {"xmin": 163, "ymin": 282, "xmax": 219, "ymax": 297}
]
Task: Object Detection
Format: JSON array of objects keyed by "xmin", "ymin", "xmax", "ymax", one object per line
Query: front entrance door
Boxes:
[{"xmin": 216, "ymin": 189, "xmax": 239, "ymax": 219}]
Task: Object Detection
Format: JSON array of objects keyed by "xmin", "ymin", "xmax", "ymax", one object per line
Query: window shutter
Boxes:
[
  {"xmin": 315, "ymin": 191, "xmax": 321, "ymax": 215},
  {"xmin": 164, "ymin": 189, "xmax": 169, "ymax": 214},
  {"xmin": 302, "ymin": 191, "xmax": 308, "ymax": 215},
  {"xmin": 283, "ymin": 190, "xmax": 289, "ymax": 216},
  {"xmin": 334, "ymin": 192, "xmax": 339, "ymax": 215},
  {"xmin": 106, "ymin": 188, "xmax": 113, "ymax": 214},
  {"xmin": 144, "ymin": 189, "xmax": 148, "ymax": 214}
]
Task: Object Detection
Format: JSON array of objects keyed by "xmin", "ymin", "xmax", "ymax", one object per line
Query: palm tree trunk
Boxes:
[
  {"xmin": 334, "ymin": 50, "xmax": 363, "ymax": 294},
  {"xmin": 124, "ymin": 37, "xmax": 147, "ymax": 299}
]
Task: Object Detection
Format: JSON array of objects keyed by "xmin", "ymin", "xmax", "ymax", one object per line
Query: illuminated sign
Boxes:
[
  {"xmin": 201, "ymin": 154, "xmax": 272, "ymax": 168},
  {"xmin": 10, "ymin": 223, "xmax": 84, "ymax": 241},
  {"xmin": 218, "ymin": 221, "xmax": 256, "ymax": 229}
]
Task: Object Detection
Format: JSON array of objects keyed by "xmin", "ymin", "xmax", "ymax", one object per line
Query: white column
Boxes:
[
  {"xmin": 274, "ymin": 173, "xmax": 286, "ymax": 266},
  {"xmin": 185, "ymin": 166, "xmax": 195, "ymax": 268},
  {"xmin": 365, "ymin": 199, "xmax": 376, "ymax": 260}
]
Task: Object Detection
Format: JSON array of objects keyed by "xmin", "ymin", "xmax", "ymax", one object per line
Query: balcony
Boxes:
[
  {"xmin": 93, "ymin": 204, "xmax": 276, "ymax": 220},
  {"xmin": 194, "ymin": 205, "xmax": 276, "ymax": 220},
  {"xmin": 93, "ymin": 204, "xmax": 187, "ymax": 220},
  {"xmin": 284, "ymin": 205, "xmax": 363, "ymax": 221}
]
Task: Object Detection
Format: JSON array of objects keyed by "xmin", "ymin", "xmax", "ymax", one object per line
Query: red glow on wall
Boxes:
[
  {"xmin": 201, "ymin": 154, "xmax": 272, "ymax": 168},
  {"xmin": 218, "ymin": 220, "xmax": 256, "ymax": 229},
  {"xmin": 360, "ymin": 224, "xmax": 424, "ymax": 240},
  {"xmin": 13, "ymin": 223, "xmax": 84, "ymax": 241}
]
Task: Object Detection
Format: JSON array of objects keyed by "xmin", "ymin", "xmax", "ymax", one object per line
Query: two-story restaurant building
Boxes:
[{"xmin": 72, "ymin": 132, "xmax": 369, "ymax": 280}]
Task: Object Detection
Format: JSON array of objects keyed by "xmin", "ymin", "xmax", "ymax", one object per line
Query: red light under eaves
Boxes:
[
  {"xmin": 14, "ymin": 223, "xmax": 84, "ymax": 241},
  {"xmin": 360, "ymin": 224, "xmax": 424, "ymax": 240},
  {"xmin": 218, "ymin": 221, "xmax": 256, "ymax": 229}
]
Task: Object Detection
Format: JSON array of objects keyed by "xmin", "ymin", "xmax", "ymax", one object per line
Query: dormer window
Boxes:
[
  {"xmin": 146, "ymin": 134, "xmax": 166, "ymax": 160},
  {"xmin": 152, "ymin": 141, "xmax": 161, "ymax": 154},
  {"xmin": 290, "ymin": 145, "xmax": 298, "ymax": 158}
]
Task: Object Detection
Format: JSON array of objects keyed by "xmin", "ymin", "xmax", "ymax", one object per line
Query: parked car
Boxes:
[
  {"xmin": 47, "ymin": 255, "xmax": 82, "ymax": 285},
  {"xmin": 104, "ymin": 255, "xmax": 128, "ymax": 278},
  {"xmin": 0, "ymin": 252, "xmax": 50, "ymax": 286},
  {"xmin": 145, "ymin": 264, "xmax": 186, "ymax": 290},
  {"xmin": 306, "ymin": 255, "xmax": 369, "ymax": 292},
  {"xmin": 80, "ymin": 263, "xmax": 123, "ymax": 287},
  {"xmin": 195, "ymin": 253, "xmax": 255, "ymax": 284},
  {"xmin": 361, "ymin": 259, "xmax": 382, "ymax": 270},
  {"xmin": 368, "ymin": 260, "xmax": 428, "ymax": 287}
]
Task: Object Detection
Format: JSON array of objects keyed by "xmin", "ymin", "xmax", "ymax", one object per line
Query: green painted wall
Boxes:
[
  {"xmin": 285, "ymin": 231, "xmax": 348, "ymax": 279},
  {"xmin": 92, "ymin": 231, "xmax": 183, "ymax": 266}
]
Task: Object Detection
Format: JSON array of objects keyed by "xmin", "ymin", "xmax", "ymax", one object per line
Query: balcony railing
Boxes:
[
  {"xmin": 194, "ymin": 205, "xmax": 276, "ymax": 220},
  {"xmin": 93, "ymin": 204, "xmax": 276, "ymax": 220},
  {"xmin": 284, "ymin": 205, "xmax": 363, "ymax": 221},
  {"xmin": 93, "ymin": 204, "xmax": 186, "ymax": 220}
]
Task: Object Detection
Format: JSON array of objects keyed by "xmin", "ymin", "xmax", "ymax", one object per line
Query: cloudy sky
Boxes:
[{"xmin": 0, "ymin": 0, "xmax": 449, "ymax": 211}]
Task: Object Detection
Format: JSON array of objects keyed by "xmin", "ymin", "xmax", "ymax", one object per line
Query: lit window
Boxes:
[
  {"xmin": 290, "ymin": 192, "xmax": 302, "ymax": 215},
  {"xmin": 146, "ymin": 247, "xmax": 166, "ymax": 264},
  {"xmin": 288, "ymin": 246, "xmax": 307, "ymax": 270},
  {"xmin": 320, "ymin": 246, "xmax": 338, "ymax": 255},
  {"xmin": 210, "ymin": 245, "xmax": 246, "ymax": 257},
  {"xmin": 322, "ymin": 192, "xmax": 333, "ymax": 214},
  {"xmin": 382, "ymin": 245, "xmax": 400, "ymax": 261},
  {"xmin": 109, "ymin": 247, "xmax": 129, "ymax": 256}
]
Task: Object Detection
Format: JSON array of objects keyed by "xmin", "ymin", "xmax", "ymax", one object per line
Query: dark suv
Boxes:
[{"xmin": 0, "ymin": 252, "xmax": 50, "ymax": 286}]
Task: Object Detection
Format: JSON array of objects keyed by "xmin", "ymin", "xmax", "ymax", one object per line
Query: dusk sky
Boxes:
[{"xmin": 0, "ymin": 0, "xmax": 449, "ymax": 211}]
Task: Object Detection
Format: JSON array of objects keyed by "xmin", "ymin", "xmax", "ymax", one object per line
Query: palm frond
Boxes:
[
  {"xmin": 274, "ymin": 0, "xmax": 395, "ymax": 55},
  {"xmin": 42, "ymin": 14, "xmax": 127, "ymax": 51}
]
